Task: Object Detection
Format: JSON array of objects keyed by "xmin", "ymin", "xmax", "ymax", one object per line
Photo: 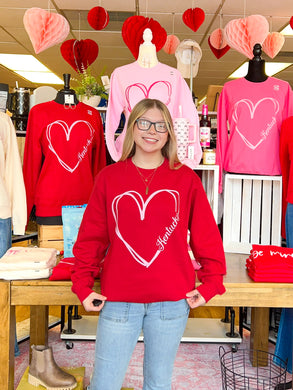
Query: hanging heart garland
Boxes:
[
  {"xmin": 224, "ymin": 15, "xmax": 269, "ymax": 59},
  {"xmin": 122, "ymin": 15, "xmax": 167, "ymax": 59},
  {"xmin": 182, "ymin": 8, "xmax": 205, "ymax": 32},
  {"xmin": 208, "ymin": 28, "xmax": 230, "ymax": 59},
  {"xmin": 162, "ymin": 35, "xmax": 180, "ymax": 54},
  {"xmin": 87, "ymin": 6, "xmax": 109, "ymax": 30},
  {"xmin": 262, "ymin": 32, "xmax": 285, "ymax": 59},
  {"xmin": 60, "ymin": 39, "xmax": 99, "ymax": 73},
  {"xmin": 23, "ymin": 7, "xmax": 70, "ymax": 54}
]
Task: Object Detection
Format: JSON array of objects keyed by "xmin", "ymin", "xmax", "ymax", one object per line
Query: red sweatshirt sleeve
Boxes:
[
  {"xmin": 279, "ymin": 117, "xmax": 293, "ymax": 238},
  {"xmin": 189, "ymin": 175, "xmax": 226, "ymax": 302},
  {"xmin": 71, "ymin": 171, "xmax": 109, "ymax": 303}
]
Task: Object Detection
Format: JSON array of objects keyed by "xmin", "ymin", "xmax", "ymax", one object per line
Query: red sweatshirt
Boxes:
[
  {"xmin": 23, "ymin": 101, "xmax": 106, "ymax": 221},
  {"xmin": 71, "ymin": 159, "xmax": 226, "ymax": 304}
]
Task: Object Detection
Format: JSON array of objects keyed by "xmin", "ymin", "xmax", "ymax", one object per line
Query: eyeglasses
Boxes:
[{"xmin": 135, "ymin": 118, "xmax": 168, "ymax": 133}]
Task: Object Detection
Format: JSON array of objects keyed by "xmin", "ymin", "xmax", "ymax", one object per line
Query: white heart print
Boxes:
[
  {"xmin": 46, "ymin": 120, "xmax": 94, "ymax": 173},
  {"xmin": 112, "ymin": 190, "xmax": 180, "ymax": 268},
  {"xmin": 232, "ymin": 98, "xmax": 279, "ymax": 150}
]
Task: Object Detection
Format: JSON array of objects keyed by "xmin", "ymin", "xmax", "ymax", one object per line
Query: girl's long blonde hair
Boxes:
[{"xmin": 119, "ymin": 98, "xmax": 181, "ymax": 169}]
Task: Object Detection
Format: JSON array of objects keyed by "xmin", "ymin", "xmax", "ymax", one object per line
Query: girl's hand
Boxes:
[
  {"xmin": 186, "ymin": 289, "xmax": 206, "ymax": 308},
  {"xmin": 82, "ymin": 291, "xmax": 107, "ymax": 312}
]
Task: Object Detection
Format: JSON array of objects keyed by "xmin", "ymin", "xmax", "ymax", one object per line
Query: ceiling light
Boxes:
[
  {"xmin": 14, "ymin": 71, "xmax": 63, "ymax": 84},
  {"xmin": 0, "ymin": 53, "xmax": 63, "ymax": 84},
  {"xmin": 229, "ymin": 62, "xmax": 292, "ymax": 78},
  {"xmin": 280, "ymin": 24, "xmax": 293, "ymax": 36}
]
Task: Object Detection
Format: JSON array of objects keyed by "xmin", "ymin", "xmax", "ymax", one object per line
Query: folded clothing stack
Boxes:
[
  {"xmin": 246, "ymin": 244, "xmax": 293, "ymax": 282},
  {"xmin": 0, "ymin": 247, "xmax": 57, "ymax": 280}
]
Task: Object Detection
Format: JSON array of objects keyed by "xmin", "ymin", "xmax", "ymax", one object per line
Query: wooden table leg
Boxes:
[
  {"xmin": 0, "ymin": 281, "xmax": 15, "ymax": 390},
  {"xmin": 29, "ymin": 305, "xmax": 49, "ymax": 361},
  {"xmin": 250, "ymin": 307, "xmax": 270, "ymax": 366}
]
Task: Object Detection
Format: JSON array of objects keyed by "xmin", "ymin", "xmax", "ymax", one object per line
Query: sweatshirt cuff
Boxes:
[
  {"xmin": 12, "ymin": 224, "xmax": 26, "ymax": 236},
  {"xmin": 196, "ymin": 279, "xmax": 226, "ymax": 303},
  {"xmin": 71, "ymin": 285, "xmax": 94, "ymax": 305}
]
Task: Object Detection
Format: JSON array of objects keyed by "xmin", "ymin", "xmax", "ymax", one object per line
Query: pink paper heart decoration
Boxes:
[
  {"xmin": 262, "ymin": 32, "xmax": 285, "ymax": 59},
  {"xmin": 224, "ymin": 15, "xmax": 269, "ymax": 59},
  {"xmin": 182, "ymin": 8, "xmax": 205, "ymax": 32},
  {"xmin": 208, "ymin": 36, "xmax": 230, "ymax": 59},
  {"xmin": 209, "ymin": 28, "xmax": 228, "ymax": 49},
  {"xmin": 162, "ymin": 35, "xmax": 180, "ymax": 54},
  {"xmin": 23, "ymin": 8, "xmax": 70, "ymax": 54},
  {"xmin": 60, "ymin": 39, "xmax": 99, "ymax": 73}
]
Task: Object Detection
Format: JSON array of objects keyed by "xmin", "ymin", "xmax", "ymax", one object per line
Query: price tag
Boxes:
[{"xmin": 64, "ymin": 94, "xmax": 75, "ymax": 104}]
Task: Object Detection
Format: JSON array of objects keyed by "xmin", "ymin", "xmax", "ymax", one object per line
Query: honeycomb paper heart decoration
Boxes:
[
  {"xmin": 23, "ymin": 7, "xmax": 70, "ymax": 54},
  {"xmin": 122, "ymin": 15, "xmax": 167, "ymax": 59},
  {"xmin": 60, "ymin": 39, "xmax": 99, "ymax": 73},
  {"xmin": 87, "ymin": 6, "xmax": 109, "ymax": 30},
  {"xmin": 224, "ymin": 15, "xmax": 269, "ymax": 59},
  {"xmin": 208, "ymin": 37, "xmax": 230, "ymax": 59},
  {"xmin": 162, "ymin": 35, "xmax": 180, "ymax": 54},
  {"xmin": 182, "ymin": 8, "xmax": 205, "ymax": 32},
  {"xmin": 262, "ymin": 32, "xmax": 285, "ymax": 59}
]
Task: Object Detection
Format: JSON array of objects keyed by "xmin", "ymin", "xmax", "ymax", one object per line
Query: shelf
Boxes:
[{"xmin": 61, "ymin": 316, "xmax": 241, "ymax": 345}]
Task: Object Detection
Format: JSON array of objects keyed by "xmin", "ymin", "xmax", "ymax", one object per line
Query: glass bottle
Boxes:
[{"xmin": 199, "ymin": 104, "xmax": 211, "ymax": 149}]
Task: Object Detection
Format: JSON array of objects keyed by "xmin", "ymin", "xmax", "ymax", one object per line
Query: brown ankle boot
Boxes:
[{"xmin": 28, "ymin": 345, "xmax": 77, "ymax": 390}]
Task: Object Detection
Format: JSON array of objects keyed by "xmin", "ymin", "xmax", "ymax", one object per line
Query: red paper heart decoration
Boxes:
[
  {"xmin": 23, "ymin": 7, "xmax": 70, "ymax": 54},
  {"xmin": 262, "ymin": 32, "xmax": 285, "ymax": 59},
  {"xmin": 122, "ymin": 16, "xmax": 167, "ymax": 59},
  {"xmin": 162, "ymin": 35, "xmax": 180, "ymax": 54},
  {"xmin": 60, "ymin": 39, "xmax": 99, "ymax": 73},
  {"xmin": 87, "ymin": 6, "xmax": 109, "ymax": 30},
  {"xmin": 208, "ymin": 36, "xmax": 230, "ymax": 59},
  {"xmin": 182, "ymin": 8, "xmax": 205, "ymax": 32},
  {"xmin": 290, "ymin": 16, "xmax": 293, "ymax": 29},
  {"xmin": 224, "ymin": 15, "xmax": 269, "ymax": 59}
]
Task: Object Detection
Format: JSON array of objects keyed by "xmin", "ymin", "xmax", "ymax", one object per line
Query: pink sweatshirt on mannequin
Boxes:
[
  {"xmin": 105, "ymin": 61, "xmax": 201, "ymax": 165},
  {"xmin": 216, "ymin": 77, "xmax": 293, "ymax": 193}
]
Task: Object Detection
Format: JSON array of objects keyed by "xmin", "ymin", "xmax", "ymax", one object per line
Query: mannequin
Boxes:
[
  {"xmin": 54, "ymin": 73, "xmax": 79, "ymax": 105},
  {"xmin": 245, "ymin": 43, "xmax": 268, "ymax": 83},
  {"xmin": 137, "ymin": 28, "xmax": 159, "ymax": 68}
]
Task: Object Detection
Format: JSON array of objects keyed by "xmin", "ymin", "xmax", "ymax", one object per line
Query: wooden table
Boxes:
[{"xmin": 1, "ymin": 253, "xmax": 293, "ymax": 389}]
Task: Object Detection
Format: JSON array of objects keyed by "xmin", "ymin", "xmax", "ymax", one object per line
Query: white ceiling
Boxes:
[{"xmin": 0, "ymin": 0, "xmax": 292, "ymax": 100}]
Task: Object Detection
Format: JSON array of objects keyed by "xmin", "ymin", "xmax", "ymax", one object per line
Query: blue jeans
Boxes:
[
  {"xmin": 0, "ymin": 218, "xmax": 20, "ymax": 356},
  {"xmin": 89, "ymin": 300, "xmax": 190, "ymax": 390},
  {"xmin": 274, "ymin": 203, "xmax": 293, "ymax": 373},
  {"xmin": 0, "ymin": 217, "xmax": 11, "ymax": 257}
]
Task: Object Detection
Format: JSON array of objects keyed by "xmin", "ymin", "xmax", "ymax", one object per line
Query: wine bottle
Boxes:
[{"xmin": 199, "ymin": 104, "xmax": 211, "ymax": 149}]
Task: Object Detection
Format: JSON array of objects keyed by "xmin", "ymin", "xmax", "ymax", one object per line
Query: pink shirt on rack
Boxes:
[
  {"xmin": 216, "ymin": 77, "xmax": 293, "ymax": 192},
  {"xmin": 105, "ymin": 61, "xmax": 201, "ymax": 166}
]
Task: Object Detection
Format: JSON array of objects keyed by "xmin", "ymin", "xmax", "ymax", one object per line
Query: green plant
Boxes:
[{"xmin": 73, "ymin": 66, "xmax": 108, "ymax": 100}]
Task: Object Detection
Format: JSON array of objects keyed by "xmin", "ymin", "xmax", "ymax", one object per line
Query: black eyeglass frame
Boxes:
[{"xmin": 135, "ymin": 118, "xmax": 169, "ymax": 133}]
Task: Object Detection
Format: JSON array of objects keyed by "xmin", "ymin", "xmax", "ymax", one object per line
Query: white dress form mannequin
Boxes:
[{"xmin": 137, "ymin": 28, "xmax": 158, "ymax": 68}]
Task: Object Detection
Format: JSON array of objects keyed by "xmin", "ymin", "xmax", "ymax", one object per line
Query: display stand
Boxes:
[
  {"xmin": 61, "ymin": 313, "xmax": 241, "ymax": 350},
  {"xmin": 195, "ymin": 164, "xmax": 219, "ymax": 223}
]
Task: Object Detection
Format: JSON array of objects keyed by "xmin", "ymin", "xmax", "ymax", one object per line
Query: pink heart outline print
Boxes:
[
  {"xmin": 232, "ymin": 98, "xmax": 280, "ymax": 150},
  {"xmin": 125, "ymin": 81, "xmax": 172, "ymax": 112},
  {"xmin": 46, "ymin": 120, "xmax": 94, "ymax": 173},
  {"xmin": 112, "ymin": 190, "xmax": 180, "ymax": 268}
]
